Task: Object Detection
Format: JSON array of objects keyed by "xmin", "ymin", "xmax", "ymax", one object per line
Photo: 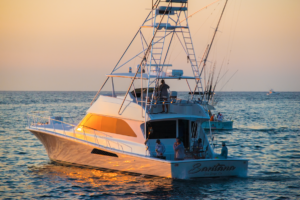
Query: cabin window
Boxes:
[
  {"xmin": 146, "ymin": 120, "xmax": 176, "ymax": 139},
  {"xmin": 78, "ymin": 114, "xmax": 137, "ymax": 137}
]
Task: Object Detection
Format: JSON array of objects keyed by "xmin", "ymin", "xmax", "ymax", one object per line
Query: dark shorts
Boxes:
[{"xmin": 160, "ymin": 97, "xmax": 168, "ymax": 101}]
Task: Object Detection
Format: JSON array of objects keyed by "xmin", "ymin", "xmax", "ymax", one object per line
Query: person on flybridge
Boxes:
[{"xmin": 159, "ymin": 80, "xmax": 170, "ymax": 113}]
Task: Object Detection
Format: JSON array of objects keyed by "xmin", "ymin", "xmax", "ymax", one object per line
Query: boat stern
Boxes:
[{"xmin": 170, "ymin": 158, "xmax": 248, "ymax": 179}]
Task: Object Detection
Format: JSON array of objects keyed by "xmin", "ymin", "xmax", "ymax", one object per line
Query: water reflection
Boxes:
[
  {"xmin": 28, "ymin": 162, "xmax": 176, "ymax": 198},
  {"xmin": 27, "ymin": 162, "xmax": 260, "ymax": 199},
  {"xmin": 1, "ymin": 91, "xmax": 300, "ymax": 199}
]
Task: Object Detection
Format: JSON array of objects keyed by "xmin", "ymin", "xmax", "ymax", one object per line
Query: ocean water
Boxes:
[{"xmin": 0, "ymin": 91, "xmax": 299, "ymax": 199}]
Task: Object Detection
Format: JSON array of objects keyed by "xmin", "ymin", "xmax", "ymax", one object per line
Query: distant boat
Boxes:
[
  {"xmin": 202, "ymin": 120, "xmax": 233, "ymax": 130},
  {"xmin": 267, "ymin": 89, "xmax": 279, "ymax": 95},
  {"xmin": 202, "ymin": 112, "xmax": 233, "ymax": 130}
]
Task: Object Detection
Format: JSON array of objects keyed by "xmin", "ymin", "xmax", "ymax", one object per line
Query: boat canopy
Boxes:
[
  {"xmin": 158, "ymin": 6, "xmax": 187, "ymax": 11},
  {"xmin": 141, "ymin": 24, "xmax": 188, "ymax": 30},
  {"xmin": 165, "ymin": 0, "xmax": 188, "ymax": 2},
  {"xmin": 106, "ymin": 73, "xmax": 198, "ymax": 80}
]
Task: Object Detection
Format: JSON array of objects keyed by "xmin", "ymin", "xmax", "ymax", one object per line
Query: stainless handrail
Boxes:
[
  {"xmin": 27, "ymin": 113, "xmax": 133, "ymax": 153},
  {"xmin": 82, "ymin": 127, "xmax": 88, "ymax": 141},
  {"xmin": 136, "ymin": 98, "xmax": 195, "ymax": 104},
  {"xmin": 28, "ymin": 113, "xmax": 111, "ymax": 138}
]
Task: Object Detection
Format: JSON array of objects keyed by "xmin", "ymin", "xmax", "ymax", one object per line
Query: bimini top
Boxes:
[
  {"xmin": 106, "ymin": 73, "xmax": 198, "ymax": 80},
  {"xmin": 157, "ymin": 6, "xmax": 187, "ymax": 11}
]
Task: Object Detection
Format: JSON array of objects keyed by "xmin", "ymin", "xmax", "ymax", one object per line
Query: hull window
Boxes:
[
  {"xmin": 91, "ymin": 148, "xmax": 118, "ymax": 157},
  {"xmin": 146, "ymin": 120, "xmax": 176, "ymax": 139},
  {"xmin": 78, "ymin": 114, "xmax": 137, "ymax": 137}
]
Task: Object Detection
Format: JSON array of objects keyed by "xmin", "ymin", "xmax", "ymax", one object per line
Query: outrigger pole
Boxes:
[{"xmin": 195, "ymin": 0, "xmax": 229, "ymax": 97}]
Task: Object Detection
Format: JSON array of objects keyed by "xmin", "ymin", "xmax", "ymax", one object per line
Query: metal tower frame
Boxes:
[{"xmin": 91, "ymin": 0, "xmax": 205, "ymax": 109}]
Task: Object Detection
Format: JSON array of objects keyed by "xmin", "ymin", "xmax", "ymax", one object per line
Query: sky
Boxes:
[{"xmin": 0, "ymin": 0, "xmax": 299, "ymax": 91}]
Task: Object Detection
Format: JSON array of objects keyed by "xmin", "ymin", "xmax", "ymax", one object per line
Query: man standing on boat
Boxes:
[
  {"xmin": 220, "ymin": 142, "xmax": 228, "ymax": 159},
  {"xmin": 159, "ymin": 80, "xmax": 170, "ymax": 113},
  {"xmin": 173, "ymin": 138, "xmax": 185, "ymax": 160},
  {"xmin": 155, "ymin": 139, "xmax": 166, "ymax": 159}
]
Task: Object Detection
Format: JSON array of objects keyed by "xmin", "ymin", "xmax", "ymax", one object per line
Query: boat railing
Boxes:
[
  {"xmin": 27, "ymin": 113, "xmax": 132, "ymax": 153},
  {"xmin": 136, "ymin": 98, "xmax": 203, "ymax": 108}
]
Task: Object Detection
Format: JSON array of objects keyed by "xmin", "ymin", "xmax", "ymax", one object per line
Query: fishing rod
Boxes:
[
  {"xmin": 199, "ymin": 45, "xmax": 209, "ymax": 93},
  {"xmin": 205, "ymin": 62, "xmax": 213, "ymax": 98},
  {"xmin": 215, "ymin": 69, "xmax": 229, "ymax": 86},
  {"xmin": 207, "ymin": 62, "xmax": 217, "ymax": 102},
  {"xmin": 194, "ymin": 0, "xmax": 229, "ymax": 98},
  {"xmin": 199, "ymin": 0, "xmax": 228, "ymax": 76},
  {"xmin": 219, "ymin": 70, "xmax": 238, "ymax": 91},
  {"xmin": 208, "ymin": 58, "xmax": 225, "ymax": 103},
  {"xmin": 213, "ymin": 58, "xmax": 225, "ymax": 92}
]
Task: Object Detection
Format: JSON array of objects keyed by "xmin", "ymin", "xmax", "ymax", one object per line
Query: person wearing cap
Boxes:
[
  {"xmin": 173, "ymin": 138, "xmax": 185, "ymax": 160},
  {"xmin": 155, "ymin": 139, "xmax": 166, "ymax": 159},
  {"xmin": 220, "ymin": 142, "xmax": 228, "ymax": 159},
  {"xmin": 159, "ymin": 79, "xmax": 170, "ymax": 113}
]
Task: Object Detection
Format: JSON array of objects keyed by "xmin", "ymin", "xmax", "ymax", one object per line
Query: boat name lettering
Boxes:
[{"xmin": 188, "ymin": 163, "xmax": 236, "ymax": 174}]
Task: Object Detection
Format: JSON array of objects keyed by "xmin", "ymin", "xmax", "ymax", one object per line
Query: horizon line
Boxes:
[{"xmin": 0, "ymin": 90, "xmax": 299, "ymax": 92}]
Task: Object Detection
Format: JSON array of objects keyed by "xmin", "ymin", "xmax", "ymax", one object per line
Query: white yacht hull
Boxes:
[{"xmin": 29, "ymin": 129, "xmax": 248, "ymax": 179}]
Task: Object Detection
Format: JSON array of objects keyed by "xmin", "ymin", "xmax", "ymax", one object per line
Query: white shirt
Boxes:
[
  {"xmin": 217, "ymin": 114, "xmax": 224, "ymax": 122},
  {"xmin": 155, "ymin": 142, "xmax": 166, "ymax": 156},
  {"xmin": 173, "ymin": 143, "xmax": 185, "ymax": 159}
]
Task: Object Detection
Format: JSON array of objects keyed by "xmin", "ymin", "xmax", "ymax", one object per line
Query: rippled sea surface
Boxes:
[{"xmin": 0, "ymin": 91, "xmax": 300, "ymax": 199}]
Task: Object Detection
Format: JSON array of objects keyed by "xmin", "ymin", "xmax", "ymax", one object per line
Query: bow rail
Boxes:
[{"xmin": 27, "ymin": 112, "xmax": 132, "ymax": 153}]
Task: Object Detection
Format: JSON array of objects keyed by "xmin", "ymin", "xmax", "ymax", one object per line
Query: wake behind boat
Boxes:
[{"xmin": 27, "ymin": 0, "xmax": 248, "ymax": 179}]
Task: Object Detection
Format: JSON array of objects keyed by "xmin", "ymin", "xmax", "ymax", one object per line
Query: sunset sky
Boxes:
[{"xmin": 0, "ymin": 0, "xmax": 299, "ymax": 91}]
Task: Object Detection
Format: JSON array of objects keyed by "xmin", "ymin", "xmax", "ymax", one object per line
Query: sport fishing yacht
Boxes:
[{"xmin": 27, "ymin": 0, "xmax": 248, "ymax": 179}]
